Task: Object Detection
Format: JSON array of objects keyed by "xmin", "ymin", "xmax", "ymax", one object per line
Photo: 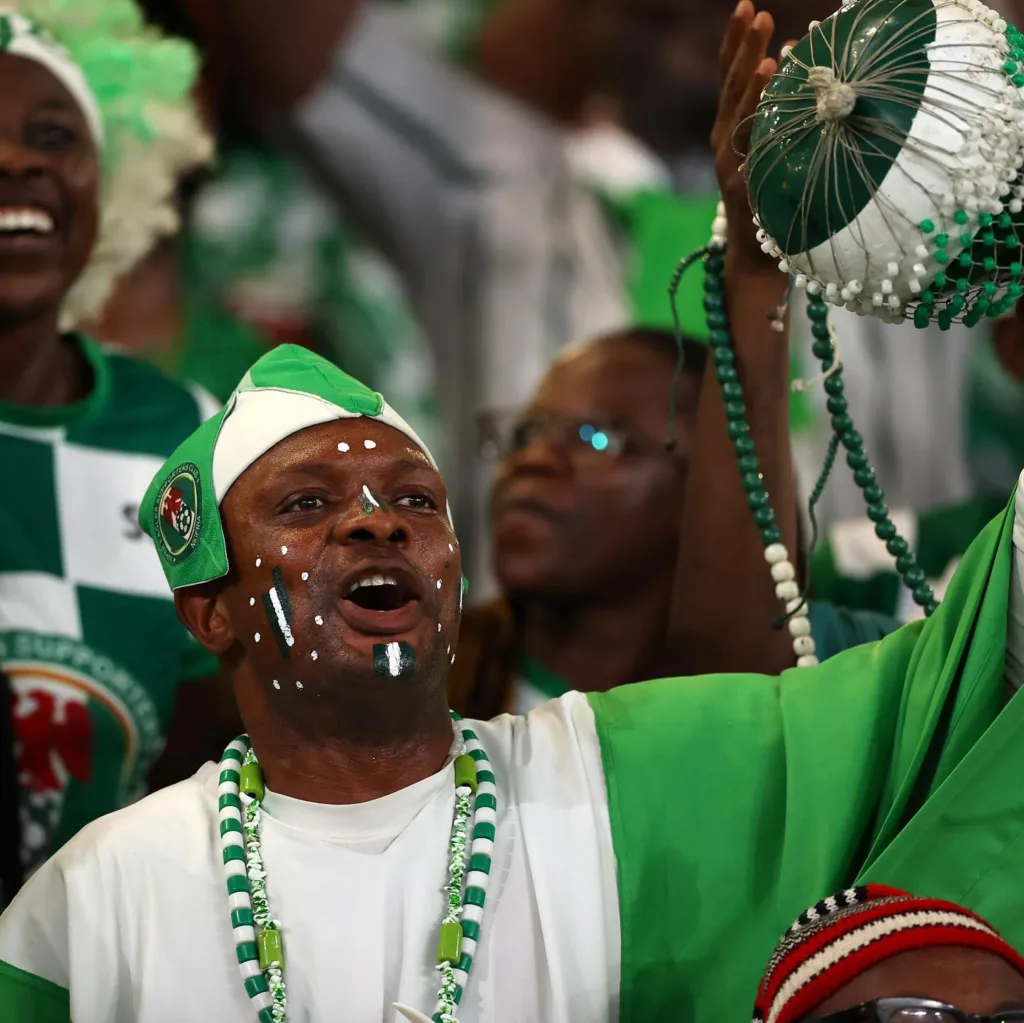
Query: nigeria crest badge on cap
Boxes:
[{"xmin": 154, "ymin": 463, "xmax": 202, "ymax": 565}]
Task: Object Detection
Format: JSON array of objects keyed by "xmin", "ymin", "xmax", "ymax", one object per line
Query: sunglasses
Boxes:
[{"xmin": 807, "ymin": 998, "xmax": 1024, "ymax": 1023}]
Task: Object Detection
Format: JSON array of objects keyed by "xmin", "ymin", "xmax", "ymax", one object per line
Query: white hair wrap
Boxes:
[{"xmin": 0, "ymin": 9, "xmax": 104, "ymax": 147}]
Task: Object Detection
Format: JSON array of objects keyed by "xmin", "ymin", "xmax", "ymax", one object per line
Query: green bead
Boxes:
[
  {"xmin": 841, "ymin": 429, "xmax": 864, "ymax": 451},
  {"xmin": 737, "ymin": 454, "xmax": 760, "ymax": 474},
  {"xmin": 938, "ymin": 311, "xmax": 952, "ymax": 331},
  {"xmin": 721, "ymin": 381, "xmax": 743, "ymax": 401},
  {"xmin": 733, "ymin": 436, "xmax": 755, "ymax": 456},
  {"xmin": 903, "ymin": 567, "xmax": 926, "ymax": 587},
  {"xmin": 887, "ymin": 537, "xmax": 909, "ymax": 557},
  {"xmin": 747, "ymin": 490, "xmax": 769, "ymax": 510},
  {"xmin": 811, "ymin": 339, "xmax": 833, "ymax": 361},
  {"xmin": 979, "ymin": 214, "xmax": 994, "ymax": 229},
  {"xmin": 982, "ymin": 231, "xmax": 995, "ymax": 246},
  {"xmin": 239, "ymin": 763, "xmax": 264, "ymax": 801},
  {"xmin": 1013, "ymin": 72, "xmax": 1024, "ymax": 87},
  {"xmin": 706, "ymin": 311, "xmax": 728, "ymax": 329},
  {"xmin": 935, "ymin": 233, "xmax": 948, "ymax": 247},
  {"xmin": 984, "ymin": 280, "xmax": 998, "ymax": 296},
  {"xmin": 847, "ymin": 450, "xmax": 869, "ymax": 470},
  {"xmin": 724, "ymin": 400, "xmax": 747, "ymax": 420},
  {"xmin": 984, "ymin": 256, "xmax": 996, "ymax": 272},
  {"xmin": 895, "ymin": 554, "xmax": 915, "ymax": 573},
  {"xmin": 1011, "ymin": 283, "xmax": 1023, "ymax": 298},
  {"xmin": 716, "ymin": 365, "xmax": 738, "ymax": 384},
  {"xmin": 705, "ymin": 254, "xmax": 724, "ymax": 273},
  {"xmin": 741, "ymin": 472, "xmax": 763, "ymax": 493},
  {"xmin": 933, "ymin": 250, "xmax": 948, "ymax": 264},
  {"xmin": 925, "ymin": 601, "xmax": 940, "ymax": 616},
  {"xmin": 810, "ymin": 323, "xmax": 832, "ymax": 344},
  {"xmin": 964, "ymin": 306, "xmax": 983, "ymax": 328},
  {"xmin": 713, "ymin": 344, "xmax": 734, "ymax": 364},
  {"xmin": 863, "ymin": 484, "xmax": 884, "ymax": 503},
  {"xmin": 726, "ymin": 420, "xmax": 750, "ymax": 440},
  {"xmin": 933, "ymin": 272, "xmax": 947, "ymax": 289},
  {"xmin": 958, "ymin": 253, "xmax": 971, "ymax": 270},
  {"xmin": 955, "ymin": 209, "xmax": 969, "ymax": 225},
  {"xmin": 258, "ymin": 928, "xmax": 284, "ymax": 970},
  {"xmin": 454, "ymin": 753, "xmax": 477, "ymax": 793},
  {"xmin": 761, "ymin": 525, "xmax": 783, "ymax": 545},
  {"xmin": 807, "ymin": 299, "xmax": 829, "ymax": 321},
  {"xmin": 1004, "ymin": 59, "xmax": 1016, "ymax": 73},
  {"xmin": 920, "ymin": 219, "xmax": 934, "ymax": 234},
  {"xmin": 875, "ymin": 521, "xmax": 897, "ymax": 540},
  {"xmin": 866, "ymin": 502, "xmax": 888, "ymax": 523},
  {"xmin": 703, "ymin": 273, "xmax": 724, "ymax": 292},
  {"xmin": 753, "ymin": 507, "xmax": 776, "ymax": 528},
  {"xmin": 709, "ymin": 328, "xmax": 731, "ymax": 347},
  {"xmin": 960, "ymin": 232, "xmax": 973, "ymax": 247},
  {"xmin": 823, "ymin": 375, "xmax": 845, "ymax": 396},
  {"xmin": 1001, "ymin": 212, "xmax": 1014, "ymax": 230},
  {"xmin": 920, "ymin": 289, "xmax": 935, "ymax": 305},
  {"xmin": 949, "ymin": 296, "xmax": 965, "ymax": 315},
  {"xmin": 1012, "ymin": 261, "xmax": 1023, "ymax": 276},
  {"xmin": 913, "ymin": 585, "xmax": 935, "ymax": 605},
  {"xmin": 826, "ymin": 395, "xmax": 847, "ymax": 415},
  {"xmin": 437, "ymin": 920, "xmax": 463, "ymax": 964},
  {"xmin": 703, "ymin": 293, "xmax": 725, "ymax": 312},
  {"xmin": 854, "ymin": 467, "xmax": 876, "ymax": 487},
  {"xmin": 831, "ymin": 414, "xmax": 853, "ymax": 435},
  {"xmin": 913, "ymin": 306, "xmax": 930, "ymax": 329}
]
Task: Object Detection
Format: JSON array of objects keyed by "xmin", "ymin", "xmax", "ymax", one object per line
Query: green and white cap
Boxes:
[{"xmin": 140, "ymin": 345, "xmax": 441, "ymax": 591}]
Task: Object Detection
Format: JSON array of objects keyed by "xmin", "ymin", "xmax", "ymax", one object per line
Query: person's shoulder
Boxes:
[
  {"xmin": 48, "ymin": 762, "xmax": 220, "ymax": 884},
  {"xmin": 84, "ymin": 341, "xmax": 221, "ymax": 457}
]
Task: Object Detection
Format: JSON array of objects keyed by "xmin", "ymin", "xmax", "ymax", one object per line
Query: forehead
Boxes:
[
  {"xmin": 0, "ymin": 53, "xmax": 86, "ymax": 117},
  {"xmin": 532, "ymin": 341, "xmax": 674, "ymax": 420},
  {"xmin": 232, "ymin": 416, "xmax": 437, "ymax": 489}
]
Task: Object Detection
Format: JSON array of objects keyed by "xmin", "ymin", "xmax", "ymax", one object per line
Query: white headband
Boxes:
[{"xmin": 0, "ymin": 9, "xmax": 104, "ymax": 148}]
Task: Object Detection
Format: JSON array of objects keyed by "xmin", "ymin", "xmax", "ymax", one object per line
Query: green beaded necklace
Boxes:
[{"xmin": 217, "ymin": 713, "xmax": 496, "ymax": 1023}]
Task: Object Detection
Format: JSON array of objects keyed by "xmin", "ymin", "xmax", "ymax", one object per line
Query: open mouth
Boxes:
[{"xmin": 344, "ymin": 574, "xmax": 418, "ymax": 612}]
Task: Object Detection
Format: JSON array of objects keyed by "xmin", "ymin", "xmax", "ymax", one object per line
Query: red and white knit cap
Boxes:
[{"xmin": 753, "ymin": 884, "xmax": 1024, "ymax": 1023}]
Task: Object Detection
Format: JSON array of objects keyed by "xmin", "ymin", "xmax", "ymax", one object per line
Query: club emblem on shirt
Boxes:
[{"xmin": 155, "ymin": 463, "xmax": 202, "ymax": 564}]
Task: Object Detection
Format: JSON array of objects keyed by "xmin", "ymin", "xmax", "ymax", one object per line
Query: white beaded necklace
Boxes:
[{"xmin": 217, "ymin": 714, "xmax": 496, "ymax": 1023}]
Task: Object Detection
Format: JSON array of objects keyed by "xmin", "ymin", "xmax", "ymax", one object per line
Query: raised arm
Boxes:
[{"xmin": 666, "ymin": 1, "xmax": 799, "ymax": 676}]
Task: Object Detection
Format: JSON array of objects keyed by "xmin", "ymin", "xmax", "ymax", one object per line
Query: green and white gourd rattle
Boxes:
[{"xmin": 687, "ymin": 0, "xmax": 1024, "ymax": 666}]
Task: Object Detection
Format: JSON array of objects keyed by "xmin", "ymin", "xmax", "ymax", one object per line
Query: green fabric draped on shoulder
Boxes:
[
  {"xmin": 589, "ymin": 490, "xmax": 1021, "ymax": 1023},
  {"xmin": 0, "ymin": 959, "xmax": 69, "ymax": 1022}
]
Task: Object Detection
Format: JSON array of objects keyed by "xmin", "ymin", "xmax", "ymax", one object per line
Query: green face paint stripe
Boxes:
[
  {"xmin": 261, "ymin": 591, "xmax": 292, "ymax": 659},
  {"xmin": 358, "ymin": 490, "xmax": 376, "ymax": 516},
  {"xmin": 372, "ymin": 641, "xmax": 416, "ymax": 676},
  {"xmin": 0, "ymin": 16, "xmax": 13, "ymax": 51}
]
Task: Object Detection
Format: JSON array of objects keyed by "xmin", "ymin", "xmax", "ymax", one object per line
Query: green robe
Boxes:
[{"xmin": 593, "ymin": 490, "xmax": 1022, "ymax": 1021}]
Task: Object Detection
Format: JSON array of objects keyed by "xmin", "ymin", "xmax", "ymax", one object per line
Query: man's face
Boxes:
[
  {"xmin": 807, "ymin": 947, "xmax": 1024, "ymax": 1020},
  {"xmin": 490, "ymin": 338, "xmax": 691, "ymax": 600},
  {"xmin": 217, "ymin": 418, "xmax": 461, "ymax": 705}
]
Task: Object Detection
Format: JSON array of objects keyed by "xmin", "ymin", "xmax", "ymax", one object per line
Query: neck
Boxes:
[
  {"xmin": 241, "ymin": 688, "xmax": 456, "ymax": 805},
  {"xmin": 0, "ymin": 310, "xmax": 87, "ymax": 407},
  {"xmin": 519, "ymin": 571, "xmax": 674, "ymax": 693}
]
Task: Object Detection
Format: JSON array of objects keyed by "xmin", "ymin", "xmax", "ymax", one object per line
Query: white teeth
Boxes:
[
  {"xmin": 0, "ymin": 208, "xmax": 54, "ymax": 234},
  {"xmin": 346, "ymin": 574, "xmax": 399, "ymax": 595}
]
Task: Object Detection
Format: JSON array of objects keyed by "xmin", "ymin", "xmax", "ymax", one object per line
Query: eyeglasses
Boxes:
[
  {"xmin": 807, "ymin": 998, "xmax": 1024, "ymax": 1023},
  {"xmin": 476, "ymin": 408, "xmax": 646, "ymax": 463}
]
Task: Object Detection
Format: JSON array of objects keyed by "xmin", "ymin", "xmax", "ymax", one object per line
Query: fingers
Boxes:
[
  {"xmin": 713, "ymin": 9, "xmax": 775, "ymax": 150},
  {"xmin": 733, "ymin": 56, "xmax": 777, "ymax": 159},
  {"xmin": 719, "ymin": 0, "xmax": 756, "ymax": 83}
]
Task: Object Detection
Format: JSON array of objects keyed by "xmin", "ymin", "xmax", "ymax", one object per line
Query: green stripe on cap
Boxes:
[{"xmin": 747, "ymin": 0, "xmax": 934, "ymax": 254}]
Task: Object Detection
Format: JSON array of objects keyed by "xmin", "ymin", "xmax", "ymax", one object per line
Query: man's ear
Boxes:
[{"xmin": 175, "ymin": 584, "xmax": 235, "ymax": 656}]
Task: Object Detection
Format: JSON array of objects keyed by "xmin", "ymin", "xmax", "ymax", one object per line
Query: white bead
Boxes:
[
  {"xmin": 776, "ymin": 580, "xmax": 800, "ymax": 601},
  {"xmin": 825, "ymin": 282, "xmax": 838, "ymax": 299},
  {"xmin": 797, "ymin": 654, "xmax": 820, "ymax": 668},
  {"xmin": 771, "ymin": 560, "xmax": 796, "ymax": 583},
  {"xmin": 792, "ymin": 635, "xmax": 816, "ymax": 657},
  {"xmin": 795, "ymin": 274, "xmax": 808, "ymax": 289},
  {"xmin": 881, "ymin": 278, "xmax": 893, "ymax": 294},
  {"xmin": 788, "ymin": 615, "xmax": 812, "ymax": 637},
  {"xmin": 764, "ymin": 543, "xmax": 789, "ymax": 564},
  {"xmin": 770, "ymin": 319, "xmax": 786, "ymax": 332},
  {"xmin": 778, "ymin": 258, "xmax": 790, "ymax": 273},
  {"xmin": 915, "ymin": 244, "xmax": 929, "ymax": 259},
  {"xmin": 873, "ymin": 292, "xmax": 884, "ymax": 307},
  {"xmin": 807, "ymin": 279, "xmax": 821, "ymax": 295},
  {"xmin": 886, "ymin": 262, "xmax": 899, "ymax": 276}
]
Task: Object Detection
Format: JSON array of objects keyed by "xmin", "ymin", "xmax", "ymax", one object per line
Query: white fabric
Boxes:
[
  {"xmin": 0, "ymin": 9, "xmax": 104, "ymax": 147},
  {"xmin": 213, "ymin": 387, "xmax": 440, "ymax": 504},
  {"xmin": 0, "ymin": 693, "xmax": 620, "ymax": 1023}
]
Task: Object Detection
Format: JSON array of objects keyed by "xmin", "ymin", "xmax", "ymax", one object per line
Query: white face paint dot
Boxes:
[
  {"xmin": 272, "ymin": 680, "xmax": 281, "ymax": 690},
  {"xmin": 338, "ymin": 442, "xmax": 350, "ymax": 453},
  {"xmin": 281, "ymin": 546, "xmax": 288, "ymax": 555},
  {"xmin": 364, "ymin": 439, "xmax": 376, "ymax": 450},
  {"xmin": 437, "ymin": 622, "xmax": 442, "ymax": 632},
  {"xmin": 254, "ymin": 633, "xmax": 261, "ymax": 643},
  {"xmin": 249, "ymin": 597, "xmax": 255, "ymax": 607},
  {"xmin": 256, "ymin": 557, "xmax": 262, "ymax": 568},
  {"xmin": 314, "ymin": 615, "xmax": 324, "ymax": 626},
  {"xmin": 301, "ymin": 572, "xmax": 309, "ymax": 581},
  {"xmin": 449, "ymin": 544, "xmax": 454, "ymax": 552},
  {"xmin": 436, "ymin": 580, "xmax": 442, "ymax": 589},
  {"xmin": 295, "ymin": 680, "xmax": 304, "ymax": 690},
  {"xmin": 311, "ymin": 651, "xmax": 318, "ymax": 661}
]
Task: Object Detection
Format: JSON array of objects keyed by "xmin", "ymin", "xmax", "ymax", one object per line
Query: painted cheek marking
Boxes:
[
  {"xmin": 295, "ymin": 680, "xmax": 304, "ymax": 690},
  {"xmin": 362, "ymin": 485, "xmax": 380, "ymax": 508},
  {"xmin": 255, "ymin": 633, "xmax": 261, "ymax": 643},
  {"xmin": 436, "ymin": 580, "xmax": 442, "ymax": 589},
  {"xmin": 281, "ymin": 546, "xmax": 288, "ymax": 555},
  {"xmin": 301, "ymin": 572, "xmax": 309, "ymax": 581},
  {"xmin": 249, "ymin": 597, "xmax": 256, "ymax": 607},
  {"xmin": 262, "ymin": 566, "xmax": 296, "ymax": 657},
  {"xmin": 256, "ymin": 557, "xmax": 262, "ymax": 568},
  {"xmin": 314, "ymin": 615, "xmax": 324, "ymax": 626},
  {"xmin": 272, "ymin": 680, "xmax": 281, "ymax": 690},
  {"xmin": 311, "ymin": 651, "xmax": 318, "ymax": 661},
  {"xmin": 364, "ymin": 439, "xmax": 376, "ymax": 450},
  {"xmin": 338, "ymin": 442, "xmax": 350, "ymax": 452}
]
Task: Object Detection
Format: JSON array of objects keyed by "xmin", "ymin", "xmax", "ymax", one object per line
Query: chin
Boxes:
[
  {"xmin": 0, "ymin": 277, "xmax": 68, "ymax": 325},
  {"xmin": 496, "ymin": 558, "xmax": 575, "ymax": 601}
]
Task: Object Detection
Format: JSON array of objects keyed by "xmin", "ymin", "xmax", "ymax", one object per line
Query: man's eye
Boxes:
[
  {"xmin": 282, "ymin": 495, "xmax": 325, "ymax": 513},
  {"xmin": 25, "ymin": 122, "xmax": 78, "ymax": 151},
  {"xmin": 396, "ymin": 493, "xmax": 436, "ymax": 510}
]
